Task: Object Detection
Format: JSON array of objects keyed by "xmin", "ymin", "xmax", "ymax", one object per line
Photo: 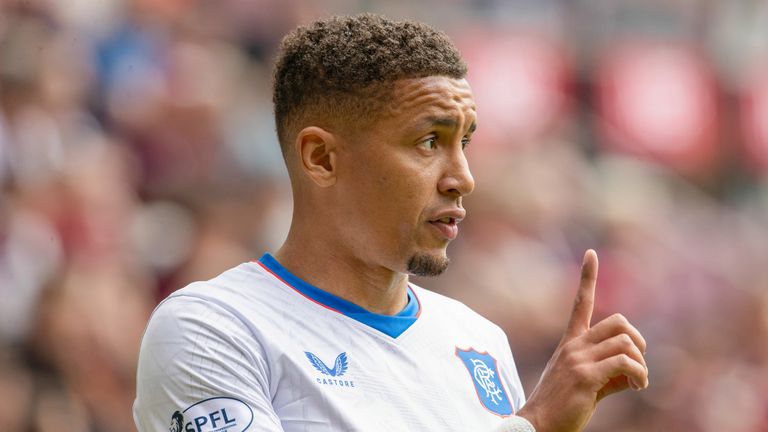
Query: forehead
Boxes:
[{"xmin": 386, "ymin": 76, "xmax": 476, "ymax": 121}]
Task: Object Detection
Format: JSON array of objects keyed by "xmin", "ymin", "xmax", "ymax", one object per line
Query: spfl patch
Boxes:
[
  {"xmin": 455, "ymin": 347, "xmax": 513, "ymax": 417},
  {"xmin": 169, "ymin": 396, "xmax": 253, "ymax": 432}
]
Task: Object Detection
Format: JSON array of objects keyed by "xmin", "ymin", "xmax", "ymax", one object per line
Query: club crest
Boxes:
[{"xmin": 455, "ymin": 347, "xmax": 513, "ymax": 416}]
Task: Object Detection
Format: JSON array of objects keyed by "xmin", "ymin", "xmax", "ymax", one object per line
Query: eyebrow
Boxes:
[{"xmin": 422, "ymin": 116, "xmax": 477, "ymax": 134}]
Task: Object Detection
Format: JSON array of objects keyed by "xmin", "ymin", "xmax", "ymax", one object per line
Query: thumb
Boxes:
[{"xmin": 564, "ymin": 249, "xmax": 598, "ymax": 339}]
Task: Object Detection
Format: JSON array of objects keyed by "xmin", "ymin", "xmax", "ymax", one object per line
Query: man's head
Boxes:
[
  {"xmin": 273, "ymin": 14, "xmax": 467, "ymax": 157},
  {"xmin": 272, "ymin": 15, "xmax": 476, "ymax": 277}
]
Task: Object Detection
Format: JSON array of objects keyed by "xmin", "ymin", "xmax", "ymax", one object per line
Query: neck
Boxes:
[{"xmin": 274, "ymin": 224, "xmax": 410, "ymax": 316}]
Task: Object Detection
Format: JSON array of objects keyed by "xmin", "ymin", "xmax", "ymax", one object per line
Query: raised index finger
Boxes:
[{"xmin": 565, "ymin": 249, "xmax": 598, "ymax": 339}]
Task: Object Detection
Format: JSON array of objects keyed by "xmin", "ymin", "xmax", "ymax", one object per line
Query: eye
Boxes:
[{"xmin": 417, "ymin": 136, "xmax": 438, "ymax": 151}]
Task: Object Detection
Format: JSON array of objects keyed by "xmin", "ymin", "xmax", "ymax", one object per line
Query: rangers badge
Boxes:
[{"xmin": 455, "ymin": 347, "xmax": 513, "ymax": 416}]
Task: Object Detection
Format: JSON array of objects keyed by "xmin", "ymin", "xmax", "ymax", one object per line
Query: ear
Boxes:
[{"xmin": 295, "ymin": 126, "xmax": 338, "ymax": 187}]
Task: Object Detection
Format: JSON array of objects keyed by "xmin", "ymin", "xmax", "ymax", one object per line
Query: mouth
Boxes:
[
  {"xmin": 428, "ymin": 216, "xmax": 460, "ymax": 240},
  {"xmin": 432, "ymin": 216, "xmax": 458, "ymax": 224}
]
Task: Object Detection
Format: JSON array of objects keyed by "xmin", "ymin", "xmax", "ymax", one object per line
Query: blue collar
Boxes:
[{"xmin": 257, "ymin": 253, "xmax": 420, "ymax": 338}]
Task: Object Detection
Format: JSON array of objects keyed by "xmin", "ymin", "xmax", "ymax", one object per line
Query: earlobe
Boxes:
[{"xmin": 296, "ymin": 126, "xmax": 338, "ymax": 187}]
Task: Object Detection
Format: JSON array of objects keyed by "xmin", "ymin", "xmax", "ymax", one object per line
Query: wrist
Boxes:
[
  {"xmin": 515, "ymin": 406, "xmax": 541, "ymax": 432},
  {"xmin": 495, "ymin": 415, "xmax": 536, "ymax": 432}
]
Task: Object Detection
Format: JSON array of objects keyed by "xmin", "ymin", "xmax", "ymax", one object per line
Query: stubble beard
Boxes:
[{"xmin": 407, "ymin": 253, "xmax": 450, "ymax": 277}]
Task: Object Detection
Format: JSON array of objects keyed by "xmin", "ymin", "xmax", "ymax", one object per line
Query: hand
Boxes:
[{"xmin": 517, "ymin": 250, "xmax": 648, "ymax": 432}]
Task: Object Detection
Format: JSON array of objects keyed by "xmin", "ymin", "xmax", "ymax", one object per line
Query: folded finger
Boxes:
[
  {"xmin": 593, "ymin": 353, "xmax": 649, "ymax": 391},
  {"xmin": 586, "ymin": 313, "xmax": 647, "ymax": 354},
  {"xmin": 589, "ymin": 333, "xmax": 647, "ymax": 371}
]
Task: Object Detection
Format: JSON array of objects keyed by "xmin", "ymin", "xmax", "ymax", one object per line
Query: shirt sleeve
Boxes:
[{"xmin": 133, "ymin": 294, "xmax": 283, "ymax": 432}]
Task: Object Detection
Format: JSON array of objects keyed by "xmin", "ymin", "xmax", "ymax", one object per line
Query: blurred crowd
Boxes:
[{"xmin": 0, "ymin": 0, "xmax": 767, "ymax": 431}]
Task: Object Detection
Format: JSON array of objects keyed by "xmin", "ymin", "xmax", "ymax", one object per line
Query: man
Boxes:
[{"xmin": 133, "ymin": 14, "xmax": 648, "ymax": 432}]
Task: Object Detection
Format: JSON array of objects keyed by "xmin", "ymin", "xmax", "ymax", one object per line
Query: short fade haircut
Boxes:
[{"xmin": 272, "ymin": 14, "xmax": 467, "ymax": 156}]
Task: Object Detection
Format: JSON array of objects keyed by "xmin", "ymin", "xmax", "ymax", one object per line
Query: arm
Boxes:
[
  {"xmin": 133, "ymin": 295, "xmax": 284, "ymax": 432},
  {"xmin": 514, "ymin": 250, "xmax": 649, "ymax": 432}
]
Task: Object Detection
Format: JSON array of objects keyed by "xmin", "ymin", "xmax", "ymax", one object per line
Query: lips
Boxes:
[{"xmin": 428, "ymin": 209, "xmax": 465, "ymax": 240}]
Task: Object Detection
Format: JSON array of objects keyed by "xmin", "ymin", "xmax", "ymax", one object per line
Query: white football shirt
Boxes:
[{"xmin": 133, "ymin": 253, "xmax": 526, "ymax": 432}]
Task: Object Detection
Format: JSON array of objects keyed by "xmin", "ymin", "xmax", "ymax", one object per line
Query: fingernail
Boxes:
[{"xmin": 629, "ymin": 378, "xmax": 640, "ymax": 391}]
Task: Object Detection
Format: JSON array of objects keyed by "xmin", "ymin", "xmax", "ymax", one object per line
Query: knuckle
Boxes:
[
  {"xmin": 560, "ymin": 347, "xmax": 581, "ymax": 367},
  {"xmin": 617, "ymin": 354, "xmax": 632, "ymax": 368},
  {"xmin": 562, "ymin": 337, "xmax": 581, "ymax": 352},
  {"xmin": 572, "ymin": 364, "xmax": 591, "ymax": 382},
  {"xmin": 610, "ymin": 313, "xmax": 636, "ymax": 333},
  {"xmin": 617, "ymin": 333, "xmax": 633, "ymax": 348},
  {"xmin": 611, "ymin": 313, "xmax": 629, "ymax": 326}
]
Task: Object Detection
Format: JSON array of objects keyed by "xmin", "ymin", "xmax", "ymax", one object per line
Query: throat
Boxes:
[{"xmin": 271, "ymin": 247, "xmax": 410, "ymax": 315}]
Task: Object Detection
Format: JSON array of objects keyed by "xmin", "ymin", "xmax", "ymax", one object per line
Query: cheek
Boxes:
[
  {"xmin": 376, "ymin": 174, "xmax": 418, "ymax": 201},
  {"xmin": 375, "ymin": 170, "xmax": 428, "ymax": 211},
  {"xmin": 340, "ymin": 151, "xmax": 436, "ymax": 237},
  {"xmin": 376, "ymin": 176, "xmax": 436, "ymax": 250},
  {"xmin": 343, "ymin": 174, "xmax": 425, "ymax": 247}
]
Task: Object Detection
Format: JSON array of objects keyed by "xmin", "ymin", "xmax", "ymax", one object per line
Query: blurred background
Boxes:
[{"xmin": 0, "ymin": 0, "xmax": 767, "ymax": 430}]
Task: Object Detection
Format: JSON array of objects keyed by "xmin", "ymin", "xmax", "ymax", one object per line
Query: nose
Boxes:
[{"xmin": 437, "ymin": 148, "xmax": 475, "ymax": 198}]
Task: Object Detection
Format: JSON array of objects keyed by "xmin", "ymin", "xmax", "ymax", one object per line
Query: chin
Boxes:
[{"xmin": 406, "ymin": 252, "xmax": 450, "ymax": 277}]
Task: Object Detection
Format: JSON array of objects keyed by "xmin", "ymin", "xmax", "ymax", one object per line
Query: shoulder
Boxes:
[
  {"xmin": 154, "ymin": 261, "xmax": 284, "ymax": 325},
  {"xmin": 136, "ymin": 262, "xmax": 280, "ymax": 393},
  {"xmin": 168, "ymin": 261, "xmax": 272, "ymax": 303},
  {"xmin": 140, "ymin": 262, "xmax": 289, "ymax": 361},
  {"xmin": 134, "ymin": 263, "xmax": 283, "ymax": 432}
]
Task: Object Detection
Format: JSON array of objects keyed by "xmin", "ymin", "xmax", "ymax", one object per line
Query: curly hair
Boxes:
[{"xmin": 272, "ymin": 14, "xmax": 467, "ymax": 155}]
